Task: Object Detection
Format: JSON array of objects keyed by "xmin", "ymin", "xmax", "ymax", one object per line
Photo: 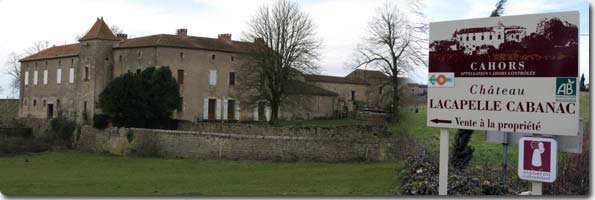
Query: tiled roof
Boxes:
[
  {"xmin": 79, "ymin": 18, "xmax": 118, "ymax": 41},
  {"xmin": 116, "ymin": 34, "xmax": 254, "ymax": 53},
  {"xmin": 286, "ymin": 80, "xmax": 338, "ymax": 96},
  {"xmin": 456, "ymin": 27, "xmax": 494, "ymax": 34},
  {"xmin": 304, "ymin": 74, "xmax": 368, "ymax": 85},
  {"xmin": 20, "ymin": 43, "xmax": 80, "ymax": 62},
  {"xmin": 354, "ymin": 69, "xmax": 388, "ymax": 79}
]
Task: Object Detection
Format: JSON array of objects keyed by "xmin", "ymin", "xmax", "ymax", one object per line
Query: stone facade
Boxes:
[{"xmin": 19, "ymin": 18, "xmax": 343, "ymax": 122}]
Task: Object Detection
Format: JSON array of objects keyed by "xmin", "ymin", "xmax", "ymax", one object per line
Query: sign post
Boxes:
[
  {"xmin": 518, "ymin": 137, "xmax": 558, "ymax": 195},
  {"xmin": 438, "ymin": 129, "xmax": 448, "ymax": 195},
  {"xmin": 428, "ymin": 11, "xmax": 579, "ymax": 195}
]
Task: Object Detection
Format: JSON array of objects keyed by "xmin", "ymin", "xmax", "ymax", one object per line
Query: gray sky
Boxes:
[{"xmin": 0, "ymin": 0, "xmax": 590, "ymax": 98}]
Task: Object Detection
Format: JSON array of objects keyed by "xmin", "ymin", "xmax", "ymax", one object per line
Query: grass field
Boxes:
[
  {"xmin": 0, "ymin": 99, "xmax": 18, "ymax": 117},
  {"xmin": 0, "ymin": 151, "xmax": 399, "ymax": 195}
]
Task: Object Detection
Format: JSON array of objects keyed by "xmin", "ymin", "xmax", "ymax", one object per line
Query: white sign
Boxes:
[
  {"xmin": 518, "ymin": 137, "xmax": 557, "ymax": 183},
  {"xmin": 427, "ymin": 11, "xmax": 580, "ymax": 136}
]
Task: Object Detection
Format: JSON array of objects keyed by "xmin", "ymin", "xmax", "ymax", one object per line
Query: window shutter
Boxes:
[
  {"xmin": 235, "ymin": 100, "xmax": 240, "ymax": 121},
  {"xmin": 57, "ymin": 68, "xmax": 61, "ymax": 84},
  {"xmin": 33, "ymin": 70, "xmax": 38, "ymax": 85},
  {"xmin": 203, "ymin": 97, "xmax": 208, "ymax": 120},
  {"xmin": 216, "ymin": 99, "xmax": 221, "ymax": 120},
  {"xmin": 69, "ymin": 68, "xmax": 74, "ymax": 83},
  {"xmin": 24, "ymin": 71, "xmax": 29, "ymax": 85},
  {"xmin": 265, "ymin": 106, "xmax": 271, "ymax": 121},
  {"xmin": 43, "ymin": 70, "xmax": 48, "ymax": 85},
  {"xmin": 223, "ymin": 98, "xmax": 228, "ymax": 120},
  {"xmin": 209, "ymin": 70, "xmax": 217, "ymax": 85}
]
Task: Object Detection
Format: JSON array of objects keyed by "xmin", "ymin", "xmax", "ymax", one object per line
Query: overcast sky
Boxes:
[{"xmin": 0, "ymin": 0, "xmax": 590, "ymax": 98}]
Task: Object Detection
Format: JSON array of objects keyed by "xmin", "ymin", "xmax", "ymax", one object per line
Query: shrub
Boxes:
[
  {"xmin": 98, "ymin": 67, "xmax": 180, "ymax": 129},
  {"xmin": 49, "ymin": 117, "xmax": 76, "ymax": 143},
  {"xmin": 93, "ymin": 113, "xmax": 111, "ymax": 130}
]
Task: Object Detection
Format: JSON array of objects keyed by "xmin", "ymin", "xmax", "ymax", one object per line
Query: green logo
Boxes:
[{"xmin": 556, "ymin": 78, "xmax": 576, "ymax": 96}]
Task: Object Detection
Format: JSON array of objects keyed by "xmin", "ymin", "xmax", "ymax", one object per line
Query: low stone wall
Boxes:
[
  {"xmin": 0, "ymin": 117, "xmax": 48, "ymax": 139},
  {"xmin": 76, "ymin": 126, "xmax": 398, "ymax": 162},
  {"xmin": 177, "ymin": 122, "xmax": 388, "ymax": 138}
]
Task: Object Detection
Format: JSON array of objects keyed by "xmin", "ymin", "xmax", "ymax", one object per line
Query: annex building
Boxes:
[{"xmin": 19, "ymin": 18, "xmax": 419, "ymax": 123}]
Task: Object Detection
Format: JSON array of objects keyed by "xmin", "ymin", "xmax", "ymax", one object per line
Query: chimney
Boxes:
[
  {"xmin": 254, "ymin": 37, "xmax": 264, "ymax": 44},
  {"xmin": 176, "ymin": 28, "xmax": 188, "ymax": 37},
  {"xmin": 116, "ymin": 33, "xmax": 128, "ymax": 41},
  {"xmin": 218, "ymin": 33, "xmax": 232, "ymax": 41}
]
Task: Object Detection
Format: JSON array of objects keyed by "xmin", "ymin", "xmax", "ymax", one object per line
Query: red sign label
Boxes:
[{"xmin": 523, "ymin": 140, "xmax": 551, "ymax": 172}]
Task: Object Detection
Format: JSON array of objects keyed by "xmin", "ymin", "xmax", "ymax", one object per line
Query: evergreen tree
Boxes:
[{"xmin": 98, "ymin": 66, "xmax": 180, "ymax": 129}]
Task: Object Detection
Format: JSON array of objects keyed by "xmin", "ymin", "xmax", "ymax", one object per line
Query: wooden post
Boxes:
[
  {"xmin": 531, "ymin": 182, "xmax": 542, "ymax": 195},
  {"xmin": 439, "ymin": 128, "xmax": 449, "ymax": 195}
]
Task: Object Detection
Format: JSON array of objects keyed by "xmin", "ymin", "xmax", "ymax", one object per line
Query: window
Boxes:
[
  {"xmin": 351, "ymin": 90, "xmax": 355, "ymax": 101},
  {"xmin": 498, "ymin": 35, "xmax": 501, "ymax": 40},
  {"xmin": 33, "ymin": 100, "xmax": 37, "ymax": 107},
  {"xmin": 178, "ymin": 69, "xmax": 184, "ymax": 84},
  {"xmin": 43, "ymin": 69, "xmax": 48, "ymax": 85},
  {"xmin": 137, "ymin": 51, "xmax": 142, "ymax": 60},
  {"xmin": 58, "ymin": 60, "xmax": 62, "ymax": 65},
  {"xmin": 466, "ymin": 36, "xmax": 469, "ymax": 41},
  {"xmin": 489, "ymin": 35, "xmax": 493, "ymax": 40},
  {"xmin": 472, "ymin": 36, "xmax": 475, "ymax": 41},
  {"xmin": 136, "ymin": 69, "xmax": 141, "ymax": 74},
  {"xmin": 84, "ymin": 67, "xmax": 89, "ymax": 81},
  {"xmin": 516, "ymin": 35, "xmax": 519, "ymax": 40},
  {"xmin": 211, "ymin": 54, "xmax": 216, "ymax": 60},
  {"xmin": 231, "ymin": 56, "xmax": 235, "ymax": 61},
  {"xmin": 481, "ymin": 35, "xmax": 484, "ymax": 40},
  {"xmin": 56, "ymin": 68, "xmax": 62, "ymax": 84},
  {"xmin": 119, "ymin": 55, "xmax": 123, "ymax": 62},
  {"xmin": 379, "ymin": 87, "xmax": 383, "ymax": 94},
  {"xmin": 43, "ymin": 99, "xmax": 46, "ymax": 107},
  {"xmin": 229, "ymin": 72, "xmax": 235, "ymax": 86},
  {"xmin": 69, "ymin": 68, "xmax": 75, "ymax": 83},
  {"xmin": 460, "ymin": 36, "xmax": 462, "ymax": 41},
  {"xmin": 34, "ymin": 68, "xmax": 38, "ymax": 85},
  {"xmin": 83, "ymin": 101, "xmax": 87, "ymax": 113},
  {"xmin": 24, "ymin": 71, "xmax": 29, "ymax": 86},
  {"xmin": 209, "ymin": 69, "xmax": 217, "ymax": 86},
  {"xmin": 179, "ymin": 52, "xmax": 184, "ymax": 60}
]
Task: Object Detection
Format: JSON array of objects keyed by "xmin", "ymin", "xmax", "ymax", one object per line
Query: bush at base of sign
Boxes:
[
  {"xmin": 544, "ymin": 123, "xmax": 589, "ymax": 195},
  {"xmin": 397, "ymin": 149, "xmax": 527, "ymax": 195}
]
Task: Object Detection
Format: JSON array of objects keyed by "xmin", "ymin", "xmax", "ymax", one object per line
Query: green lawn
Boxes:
[{"xmin": 0, "ymin": 151, "xmax": 399, "ymax": 196}]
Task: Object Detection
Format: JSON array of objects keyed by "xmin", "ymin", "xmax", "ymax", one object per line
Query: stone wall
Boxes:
[
  {"xmin": 76, "ymin": 126, "xmax": 398, "ymax": 162},
  {"xmin": 0, "ymin": 117, "xmax": 49, "ymax": 138},
  {"xmin": 177, "ymin": 122, "xmax": 387, "ymax": 138}
]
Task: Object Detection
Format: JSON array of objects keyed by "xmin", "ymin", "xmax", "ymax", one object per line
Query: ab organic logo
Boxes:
[{"xmin": 556, "ymin": 78, "xmax": 576, "ymax": 96}]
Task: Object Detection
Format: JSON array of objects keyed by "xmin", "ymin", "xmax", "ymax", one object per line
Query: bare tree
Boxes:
[
  {"xmin": 352, "ymin": 0, "xmax": 427, "ymax": 122},
  {"xmin": 4, "ymin": 52, "xmax": 22, "ymax": 97},
  {"xmin": 24, "ymin": 41, "xmax": 51, "ymax": 56},
  {"xmin": 239, "ymin": 0, "xmax": 321, "ymax": 126},
  {"xmin": 490, "ymin": 0, "xmax": 507, "ymax": 17},
  {"xmin": 4, "ymin": 41, "xmax": 51, "ymax": 98}
]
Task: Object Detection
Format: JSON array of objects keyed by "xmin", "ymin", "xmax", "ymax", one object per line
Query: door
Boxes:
[
  {"xmin": 208, "ymin": 99, "xmax": 216, "ymax": 120},
  {"xmin": 228, "ymin": 100, "xmax": 235, "ymax": 121},
  {"xmin": 47, "ymin": 104, "xmax": 54, "ymax": 119},
  {"xmin": 258, "ymin": 102, "xmax": 265, "ymax": 121}
]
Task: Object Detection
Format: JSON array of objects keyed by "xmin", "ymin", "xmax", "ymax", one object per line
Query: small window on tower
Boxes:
[{"xmin": 84, "ymin": 67, "xmax": 89, "ymax": 81}]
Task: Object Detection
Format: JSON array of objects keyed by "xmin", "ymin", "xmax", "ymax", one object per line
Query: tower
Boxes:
[{"xmin": 75, "ymin": 17, "xmax": 118, "ymax": 123}]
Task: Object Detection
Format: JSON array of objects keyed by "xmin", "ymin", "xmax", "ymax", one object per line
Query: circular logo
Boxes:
[{"xmin": 437, "ymin": 74, "xmax": 447, "ymax": 85}]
